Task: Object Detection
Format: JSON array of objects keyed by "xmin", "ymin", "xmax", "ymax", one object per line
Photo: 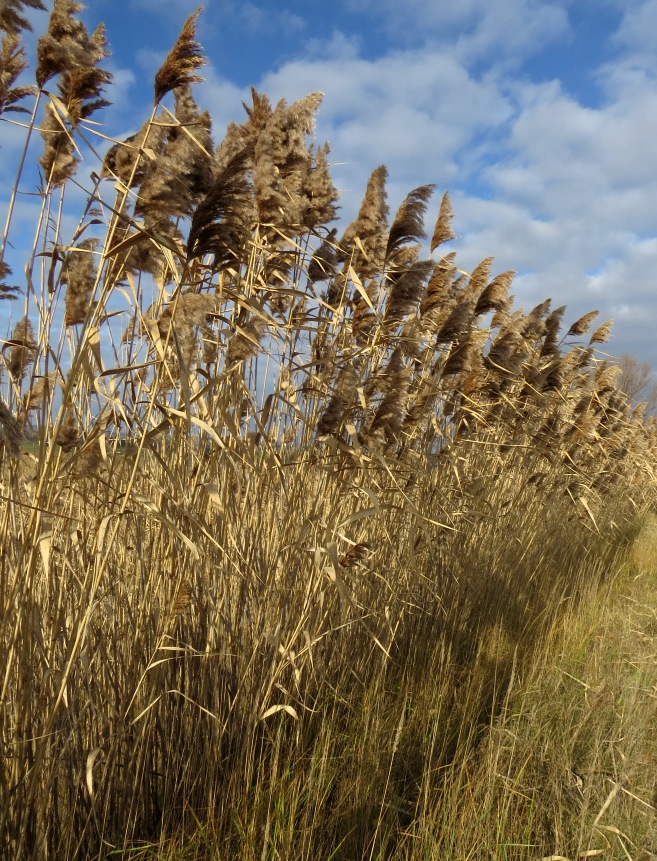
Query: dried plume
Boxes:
[
  {"xmin": 39, "ymin": 19, "xmax": 111, "ymax": 185},
  {"xmin": 36, "ymin": 0, "xmax": 104, "ymax": 87},
  {"xmin": 308, "ymin": 228, "xmax": 338, "ymax": 284},
  {"xmin": 0, "ymin": 33, "xmax": 35, "ymax": 115},
  {"xmin": 435, "ymin": 289, "xmax": 477, "ymax": 344},
  {"xmin": 521, "ymin": 300, "xmax": 551, "ymax": 342},
  {"xmin": 419, "ymin": 254, "xmax": 456, "ymax": 322},
  {"xmin": 540, "ymin": 305, "xmax": 566, "ymax": 358},
  {"xmin": 102, "ymin": 118, "xmax": 162, "ymax": 187},
  {"xmin": 316, "ymin": 365, "xmax": 357, "ymax": 437},
  {"xmin": 61, "ymin": 238, "xmax": 98, "ymax": 325},
  {"xmin": 253, "ymin": 92, "xmax": 324, "ymax": 232},
  {"xmin": 137, "ymin": 85, "xmax": 214, "ymax": 218},
  {"xmin": 0, "ymin": 0, "xmax": 46, "ymax": 35},
  {"xmin": 339, "ymin": 165, "xmax": 389, "ymax": 281},
  {"xmin": 153, "ymin": 6, "xmax": 205, "ymax": 105},
  {"xmin": 187, "ymin": 144, "xmax": 254, "ymax": 270},
  {"xmin": 215, "ymin": 87, "xmax": 272, "ymax": 171},
  {"xmin": 56, "ymin": 407, "xmax": 79, "ymax": 451},
  {"xmin": 6, "ymin": 315, "xmax": 35, "ymax": 378},
  {"xmin": 386, "ymin": 184, "xmax": 434, "ymax": 262},
  {"xmin": 430, "ymin": 191, "xmax": 457, "ymax": 252},
  {"xmin": 366, "ymin": 349, "xmax": 411, "ymax": 449},
  {"xmin": 302, "ymin": 142, "xmax": 339, "ymax": 230},
  {"xmin": 589, "ymin": 319, "xmax": 613, "ymax": 345},
  {"xmin": 226, "ymin": 315, "xmax": 267, "ymax": 367},
  {"xmin": 567, "ymin": 309, "xmax": 599, "ymax": 338},
  {"xmin": 475, "ymin": 269, "xmax": 514, "ymax": 317},
  {"xmin": 0, "ymin": 397, "xmax": 22, "ymax": 458},
  {"xmin": 384, "ymin": 259, "xmax": 433, "ymax": 324},
  {"xmin": 0, "ymin": 260, "xmax": 20, "ymax": 299},
  {"xmin": 158, "ymin": 292, "xmax": 218, "ymax": 368},
  {"xmin": 442, "ymin": 330, "xmax": 487, "ymax": 377}
]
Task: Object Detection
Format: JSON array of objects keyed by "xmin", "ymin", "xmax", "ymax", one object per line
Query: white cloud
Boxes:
[{"xmin": 345, "ymin": 0, "xmax": 569, "ymax": 65}]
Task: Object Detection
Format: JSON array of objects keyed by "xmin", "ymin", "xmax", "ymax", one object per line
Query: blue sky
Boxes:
[{"xmin": 3, "ymin": 0, "xmax": 657, "ymax": 367}]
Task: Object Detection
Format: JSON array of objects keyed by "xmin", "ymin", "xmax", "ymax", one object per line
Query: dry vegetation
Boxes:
[{"xmin": 1, "ymin": 4, "xmax": 657, "ymax": 859}]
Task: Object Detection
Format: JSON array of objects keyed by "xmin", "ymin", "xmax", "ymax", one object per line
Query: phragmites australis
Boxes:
[
  {"xmin": 0, "ymin": 397, "xmax": 22, "ymax": 458},
  {"xmin": 225, "ymin": 314, "xmax": 267, "ymax": 367},
  {"xmin": 0, "ymin": 32, "xmax": 34, "ymax": 115},
  {"xmin": 385, "ymin": 183, "xmax": 434, "ymax": 263},
  {"xmin": 153, "ymin": 6, "xmax": 205, "ymax": 105},
  {"xmin": 157, "ymin": 292, "xmax": 218, "ymax": 368},
  {"xmin": 56, "ymin": 407, "xmax": 79, "ymax": 451},
  {"xmin": 215, "ymin": 87, "xmax": 272, "ymax": 171},
  {"xmin": 0, "ymin": 260, "xmax": 20, "ymax": 300},
  {"xmin": 339, "ymin": 165, "xmax": 389, "ymax": 281},
  {"xmin": 187, "ymin": 145, "xmax": 254, "ymax": 270},
  {"xmin": 6, "ymin": 315, "xmax": 35, "ymax": 379},
  {"xmin": 135, "ymin": 85, "xmax": 214, "ymax": 220},
  {"xmin": 38, "ymin": 10, "xmax": 112, "ymax": 185},
  {"xmin": 474, "ymin": 269, "xmax": 514, "ymax": 317},
  {"xmin": 308, "ymin": 228, "xmax": 338, "ymax": 285},
  {"xmin": 36, "ymin": 0, "xmax": 104, "ymax": 86},
  {"xmin": 589, "ymin": 319, "xmax": 613, "ymax": 345},
  {"xmin": 540, "ymin": 305, "xmax": 566, "ymax": 358},
  {"xmin": 316, "ymin": 365, "xmax": 358, "ymax": 437},
  {"xmin": 303, "ymin": 142, "xmax": 339, "ymax": 229},
  {"xmin": 431, "ymin": 191, "xmax": 457, "ymax": 252},
  {"xmin": 567, "ymin": 309, "xmax": 599, "ymax": 338},
  {"xmin": 0, "ymin": 0, "xmax": 46, "ymax": 36},
  {"xmin": 61, "ymin": 238, "xmax": 98, "ymax": 326},
  {"xmin": 253, "ymin": 92, "xmax": 326, "ymax": 234},
  {"xmin": 384, "ymin": 259, "xmax": 433, "ymax": 325}
]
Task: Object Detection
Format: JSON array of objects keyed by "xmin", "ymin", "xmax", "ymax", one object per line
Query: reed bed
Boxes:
[{"xmin": 1, "ymin": 4, "xmax": 656, "ymax": 859}]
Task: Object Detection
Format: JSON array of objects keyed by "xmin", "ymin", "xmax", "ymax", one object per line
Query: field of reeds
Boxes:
[{"xmin": 1, "ymin": 4, "xmax": 657, "ymax": 859}]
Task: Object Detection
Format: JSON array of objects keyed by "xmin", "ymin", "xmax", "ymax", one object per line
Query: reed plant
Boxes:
[{"xmin": 1, "ymin": 4, "xmax": 656, "ymax": 858}]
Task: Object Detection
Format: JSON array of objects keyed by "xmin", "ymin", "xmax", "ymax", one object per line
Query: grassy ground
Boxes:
[{"xmin": 425, "ymin": 516, "xmax": 657, "ymax": 861}]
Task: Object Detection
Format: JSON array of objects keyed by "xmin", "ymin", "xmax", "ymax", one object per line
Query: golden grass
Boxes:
[{"xmin": 1, "ymin": 4, "xmax": 656, "ymax": 858}]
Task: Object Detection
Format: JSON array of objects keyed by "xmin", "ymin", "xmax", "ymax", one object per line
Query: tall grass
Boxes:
[{"xmin": 1, "ymin": 4, "xmax": 656, "ymax": 858}]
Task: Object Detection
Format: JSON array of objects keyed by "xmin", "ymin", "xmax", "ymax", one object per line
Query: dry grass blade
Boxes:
[{"xmin": 153, "ymin": 6, "xmax": 205, "ymax": 105}]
